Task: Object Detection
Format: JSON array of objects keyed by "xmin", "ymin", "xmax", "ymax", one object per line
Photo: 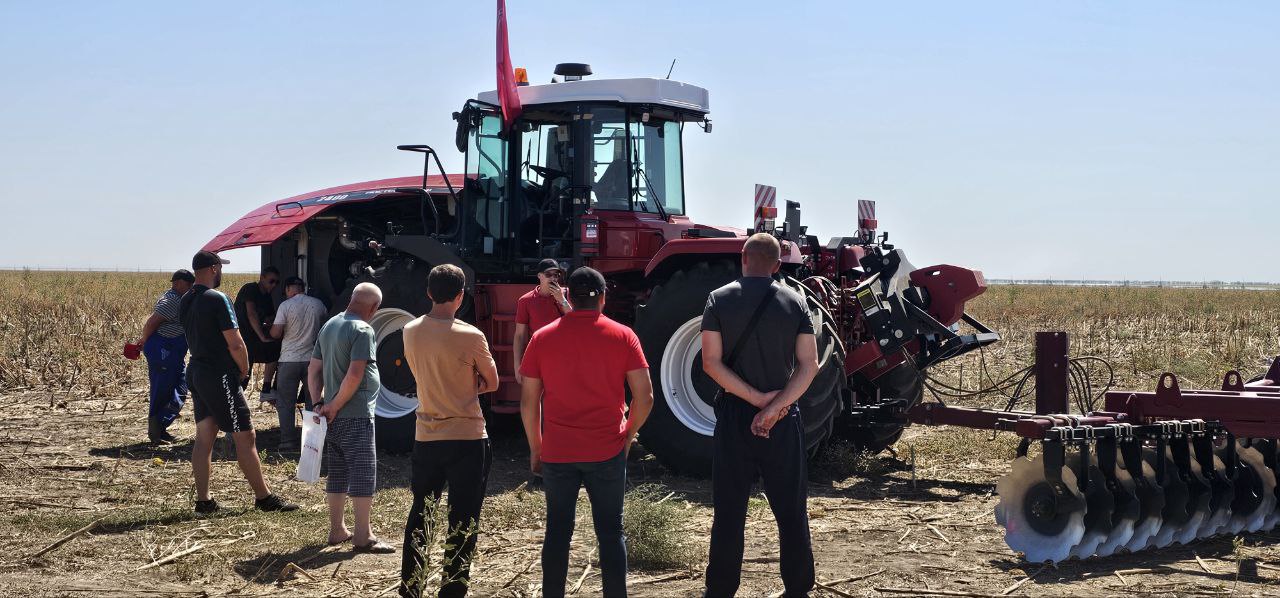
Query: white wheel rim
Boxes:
[
  {"xmin": 368, "ymin": 308, "xmax": 419, "ymax": 418},
  {"xmin": 659, "ymin": 316, "xmax": 717, "ymax": 437}
]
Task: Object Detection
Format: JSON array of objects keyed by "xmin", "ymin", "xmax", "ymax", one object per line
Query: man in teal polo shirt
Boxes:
[{"xmin": 309, "ymin": 282, "xmax": 394, "ymax": 553}]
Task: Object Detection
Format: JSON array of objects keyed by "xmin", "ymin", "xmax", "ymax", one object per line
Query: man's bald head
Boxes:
[
  {"xmin": 741, "ymin": 233, "xmax": 781, "ymax": 276},
  {"xmin": 347, "ymin": 282, "xmax": 383, "ymax": 318}
]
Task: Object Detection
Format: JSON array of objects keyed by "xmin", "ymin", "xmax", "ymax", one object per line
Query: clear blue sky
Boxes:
[{"xmin": 1, "ymin": 2, "xmax": 1276, "ymax": 281}]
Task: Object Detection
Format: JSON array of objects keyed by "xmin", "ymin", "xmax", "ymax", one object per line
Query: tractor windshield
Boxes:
[
  {"xmin": 587, "ymin": 108, "xmax": 685, "ymax": 215},
  {"xmin": 629, "ymin": 119, "xmax": 685, "ymax": 216}
]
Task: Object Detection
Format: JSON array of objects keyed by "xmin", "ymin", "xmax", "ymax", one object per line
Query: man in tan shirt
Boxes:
[{"xmin": 398, "ymin": 264, "xmax": 498, "ymax": 598}]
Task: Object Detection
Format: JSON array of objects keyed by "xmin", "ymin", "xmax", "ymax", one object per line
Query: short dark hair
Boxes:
[
  {"xmin": 428, "ymin": 264, "xmax": 466, "ymax": 304},
  {"xmin": 261, "ymin": 266, "xmax": 280, "ymax": 277}
]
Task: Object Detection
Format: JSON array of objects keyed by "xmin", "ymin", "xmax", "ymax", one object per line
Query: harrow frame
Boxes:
[{"xmin": 904, "ymin": 331, "xmax": 1280, "ymax": 561}]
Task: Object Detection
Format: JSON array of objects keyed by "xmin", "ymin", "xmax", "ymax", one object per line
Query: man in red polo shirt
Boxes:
[
  {"xmin": 513, "ymin": 258, "xmax": 571, "ymax": 385},
  {"xmin": 519, "ymin": 267, "xmax": 654, "ymax": 598}
]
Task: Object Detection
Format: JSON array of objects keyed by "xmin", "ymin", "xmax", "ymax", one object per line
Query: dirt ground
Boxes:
[{"xmin": 3, "ymin": 388, "xmax": 1280, "ymax": 598}]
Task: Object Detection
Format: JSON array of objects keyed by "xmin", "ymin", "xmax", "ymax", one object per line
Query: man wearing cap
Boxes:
[
  {"xmin": 234, "ymin": 267, "xmax": 281, "ymax": 401},
  {"xmin": 269, "ymin": 276, "xmax": 328, "ymax": 451},
  {"xmin": 520, "ymin": 267, "xmax": 654, "ymax": 598},
  {"xmin": 133, "ymin": 269, "xmax": 194, "ymax": 443},
  {"xmin": 512, "ymin": 258, "xmax": 571, "ymax": 386},
  {"xmin": 700, "ymin": 233, "xmax": 820, "ymax": 598},
  {"xmin": 180, "ymin": 250, "xmax": 299, "ymax": 515}
]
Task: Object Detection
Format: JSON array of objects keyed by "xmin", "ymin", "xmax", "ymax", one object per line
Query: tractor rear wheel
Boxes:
[
  {"xmin": 333, "ymin": 260, "xmax": 441, "ymax": 455},
  {"xmin": 634, "ymin": 261, "xmax": 844, "ymax": 477}
]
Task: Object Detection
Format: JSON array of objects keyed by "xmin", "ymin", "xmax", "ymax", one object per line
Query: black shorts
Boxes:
[
  {"xmin": 189, "ymin": 364, "xmax": 253, "ymax": 433},
  {"xmin": 241, "ymin": 328, "xmax": 281, "ymax": 364}
]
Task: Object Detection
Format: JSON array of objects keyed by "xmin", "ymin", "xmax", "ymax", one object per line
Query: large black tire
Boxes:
[
  {"xmin": 334, "ymin": 259, "xmax": 438, "ymax": 455},
  {"xmin": 634, "ymin": 261, "xmax": 845, "ymax": 477},
  {"xmin": 840, "ymin": 363, "xmax": 925, "ymax": 454}
]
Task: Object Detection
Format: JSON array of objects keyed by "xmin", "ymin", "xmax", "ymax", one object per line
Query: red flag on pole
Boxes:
[{"xmin": 496, "ymin": 0, "xmax": 522, "ymax": 130}]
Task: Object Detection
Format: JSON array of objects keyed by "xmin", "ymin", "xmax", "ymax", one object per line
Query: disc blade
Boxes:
[
  {"xmin": 1095, "ymin": 448, "xmax": 1140, "ymax": 558},
  {"xmin": 1122, "ymin": 455, "xmax": 1165, "ymax": 553},
  {"xmin": 1069, "ymin": 459, "xmax": 1118, "ymax": 559},
  {"xmin": 1174, "ymin": 451, "xmax": 1212, "ymax": 545},
  {"xmin": 997, "ymin": 454, "xmax": 1086, "ymax": 563},
  {"xmin": 1150, "ymin": 447, "xmax": 1192, "ymax": 549},
  {"xmin": 1239, "ymin": 445, "xmax": 1277, "ymax": 533},
  {"xmin": 1196, "ymin": 454, "xmax": 1233, "ymax": 540},
  {"xmin": 1226, "ymin": 443, "xmax": 1267, "ymax": 535}
]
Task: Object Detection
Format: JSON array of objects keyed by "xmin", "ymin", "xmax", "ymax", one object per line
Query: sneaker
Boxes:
[
  {"xmin": 158, "ymin": 429, "xmax": 178, "ymax": 443},
  {"xmin": 255, "ymin": 494, "xmax": 299, "ymax": 512},
  {"xmin": 195, "ymin": 498, "xmax": 221, "ymax": 514}
]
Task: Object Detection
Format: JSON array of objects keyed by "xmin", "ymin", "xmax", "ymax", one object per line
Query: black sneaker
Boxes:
[
  {"xmin": 195, "ymin": 498, "xmax": 221, "ymax": 514},
  {"xmin": 255, "ymin": 494, "xmax": 299, "ymax": 512}
]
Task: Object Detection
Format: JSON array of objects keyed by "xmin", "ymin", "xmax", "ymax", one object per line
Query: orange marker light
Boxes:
[{"xmin": 514, "ymin": 67, "xmax": 529, "ymax": 86}]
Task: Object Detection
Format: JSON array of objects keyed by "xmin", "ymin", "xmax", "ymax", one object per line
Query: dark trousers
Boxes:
[
  {"xmin": 542, "ymin": 450, "xmax": 627, "ymax": 598},
  {"xmin": 705, "ymin": 398, "xmax": 814, "ymax": 598},
  {"xmin": 400, "ymin": 439, "xmax": 492, "ymax": 598},
  {"xmin": 143, "ymin": 335, "xmax": 187, "ymax": 426}
]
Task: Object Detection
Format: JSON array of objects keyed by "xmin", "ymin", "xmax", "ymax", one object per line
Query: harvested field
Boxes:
[{"xmin": 2, "ymin": 270, "xmax": 1280, "ymax": 597}]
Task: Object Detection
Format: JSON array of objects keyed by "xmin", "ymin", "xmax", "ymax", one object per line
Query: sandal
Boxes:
[{"xmin": 352, "ymin": 538, "xmax": 396, "ymax": 554}]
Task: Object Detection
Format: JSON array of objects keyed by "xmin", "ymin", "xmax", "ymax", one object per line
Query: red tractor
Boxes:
[{"xmin": 204, "ymin": 63, "xmax": 998, "ymax": 475}]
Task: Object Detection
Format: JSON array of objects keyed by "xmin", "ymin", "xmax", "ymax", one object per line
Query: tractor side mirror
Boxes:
[{"xmin": 454, "ymin": 113, "xmax": 470, "ymax": 153}]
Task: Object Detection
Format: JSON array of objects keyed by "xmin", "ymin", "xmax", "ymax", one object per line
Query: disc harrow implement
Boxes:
[{"xmin": 908, "ymin": 331, "xmax": 1280, "ymax": 562}]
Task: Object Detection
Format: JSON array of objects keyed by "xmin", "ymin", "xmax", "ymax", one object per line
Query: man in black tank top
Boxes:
[{"xmin": 699, "ymin": 233, "xmax": 819, "ymax": 597}]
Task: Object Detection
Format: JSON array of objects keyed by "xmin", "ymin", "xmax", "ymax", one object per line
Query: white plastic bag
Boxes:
[{"xmin": 297, "ymin": 410, "xmax": 327, "ymax": 483}]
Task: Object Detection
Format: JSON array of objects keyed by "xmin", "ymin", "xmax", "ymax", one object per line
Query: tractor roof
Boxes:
[
  {"xmin": 477, "ymin": 77, "xmax": 710, "ymax": 116},
  {"xmin": 202, "ymin": 174, "xmax": 463, "ymax": 253}
]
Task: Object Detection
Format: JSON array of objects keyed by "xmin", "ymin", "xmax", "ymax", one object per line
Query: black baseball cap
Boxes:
[
  {"xmin": 283, "ymin": 276, "xmax": 306, "ymax": 288},
  {"xmin": 567, "ymin": 267, "xmax": 606, "ymax": 299},
  {"xmin": 537, "ymin": 258, "xmax": 564, "ymax": 274},
  {"xmin": 170, "ymin": 269, "xmax": 195, "ymax": 283},
  {"xmin": 192, "ymin": 250, "xmax": 230, "ymax": 270}
]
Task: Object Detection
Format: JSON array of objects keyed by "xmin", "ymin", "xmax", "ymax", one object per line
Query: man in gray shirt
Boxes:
[
  {"xmin": 700, "ymin": 233, "xmax": 819, "ymax": 598},
  {"xmin": 308, "ymin": 282, "xmax": 394, "ymax": 553},
  {"xmin": 270, "ymin": 276, "xmax": 328, "ymax": 450}
]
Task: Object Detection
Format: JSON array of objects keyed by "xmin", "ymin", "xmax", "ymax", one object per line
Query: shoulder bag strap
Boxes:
[{"xmin": 724, "ymin": 282, "xmax": 778, "ymax": 369}]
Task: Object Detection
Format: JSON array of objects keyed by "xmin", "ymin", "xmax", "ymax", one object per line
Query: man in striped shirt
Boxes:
[{"xmin": 134, "ymin": 269, "xmax": 194, "ymax": 444}]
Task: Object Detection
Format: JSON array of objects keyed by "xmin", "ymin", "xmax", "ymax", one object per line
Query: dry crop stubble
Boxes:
[
  {"xmin": 3, "ymin": 271, "xmax": 1280, "ymax": 596},
  {"xmin": 0, "ymin": 270, "xmax": 254, "ymax": 395}
]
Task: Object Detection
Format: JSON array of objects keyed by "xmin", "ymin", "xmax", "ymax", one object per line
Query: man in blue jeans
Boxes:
[
  {"xmin": 134, "ymin": 269, "xmax": 194, "ymax": 443},
  {"xmin": 520, "ymin": 267, "xmax": 654, "ymax": 598}
]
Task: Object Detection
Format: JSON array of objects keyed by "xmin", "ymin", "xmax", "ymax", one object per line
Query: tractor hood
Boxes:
[{"xmin": 202, "ymin": 175, "xmax": 464, "ymax": 253}]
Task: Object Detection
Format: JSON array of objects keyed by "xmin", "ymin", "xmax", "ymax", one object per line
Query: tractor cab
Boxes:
[{"xmin": 451, "ymin": 63, "xmax": 711, "ymax": 276}]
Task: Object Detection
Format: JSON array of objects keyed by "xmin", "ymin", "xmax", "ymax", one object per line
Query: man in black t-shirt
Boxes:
[
  {"xmin": 699, "ymin": 233, "xmax": 819, "ymax": 598},
  {"xmin": 234, "ymin": 268, "xmax": 281, "ymax": 401},
  {"xmin": 179, "ymin": 251, "xmax": 298, "ymax": 515}
]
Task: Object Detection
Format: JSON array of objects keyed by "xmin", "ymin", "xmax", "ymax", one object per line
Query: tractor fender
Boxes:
[
  {"xmin": 643, "ymin": 237, "xmax": 804, "ymax": 281},
  {"xmin": 383, "ymin": 234, "xmax": 476, "ymax": 290}
]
